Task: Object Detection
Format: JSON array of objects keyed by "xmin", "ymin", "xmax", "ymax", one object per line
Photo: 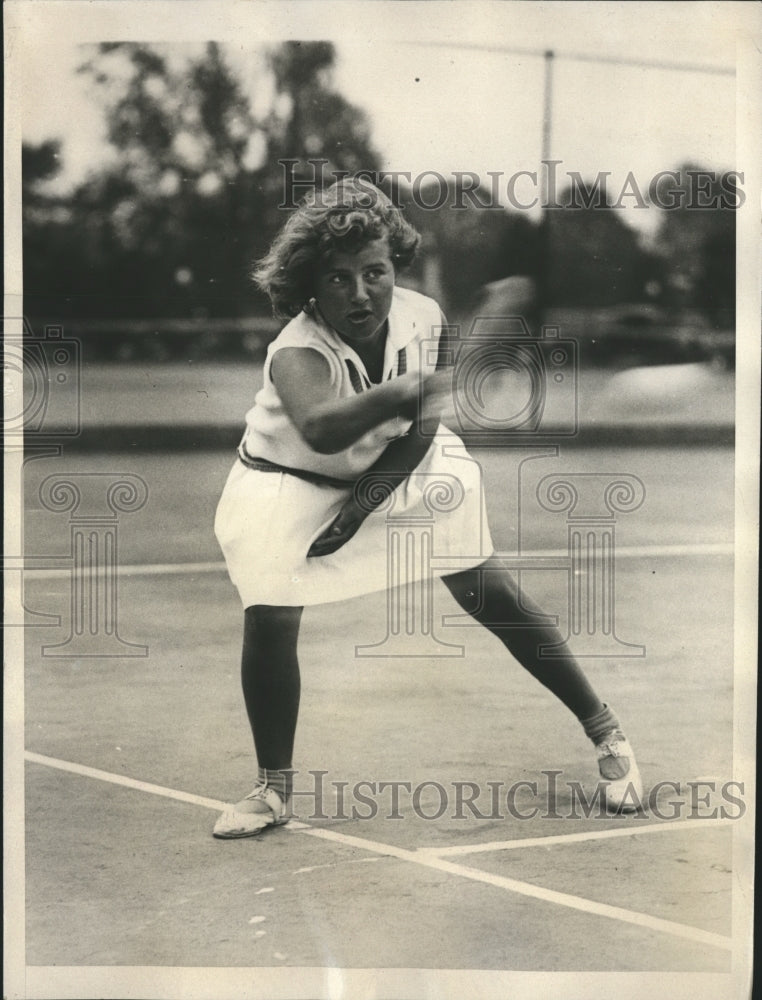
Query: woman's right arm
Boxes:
[{"xmin": 271, "ymin": 347, "xmax": 443, "ymax": 454}]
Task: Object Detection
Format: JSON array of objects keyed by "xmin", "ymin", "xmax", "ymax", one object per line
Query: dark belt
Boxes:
[{"xmin": 237, "ymin": 440, "xmax": 355, "ymax": 490}]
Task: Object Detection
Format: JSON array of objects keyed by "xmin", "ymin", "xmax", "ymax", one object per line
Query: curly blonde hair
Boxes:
[{"xmin": 253, "ymin": 177, "xmax": 421, "ymax": 319}]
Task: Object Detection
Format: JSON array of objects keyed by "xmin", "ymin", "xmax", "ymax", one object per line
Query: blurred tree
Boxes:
[
  {"xmin": 544, "ymin": 189, "xmax": 659, "ymax": 307},
  {"xmin": 401, "ymin": 178, "xmax": 540, "ymax": 318},
  {"xmin": 273, "ymin": 41, "xmax": 379, "ymax": 171},
  {"xmin": 651, "ymin": 164, "xmax": 736, "ymax": 327},
  {"xmin": 257, "ymin": 40, "xmax": 382, "ymax": 230},
  {"xmin": 23, "ymin": 40, "xmax": 382, "ymax": 324},
  {"xmin": 22, "ymin": 140, "xmax": 63, "ymax": 194},
  {"xmin": 69, "ymin": 41, "xmax": 266, "ymax": 318},
  {"xmin": 22, "ymin": 139, "xmax": 84, "ymax": 329},
  {"xmin": 22, "ymin": 140, "xmax": 95, "ymax": 322}
]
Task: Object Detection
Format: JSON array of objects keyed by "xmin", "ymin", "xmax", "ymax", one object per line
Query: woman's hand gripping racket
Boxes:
[{"xmin": 307, "ymin": 367, "xmax": 453, "ymax": 558}]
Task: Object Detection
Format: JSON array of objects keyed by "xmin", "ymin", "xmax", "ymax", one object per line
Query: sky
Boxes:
[{"xmin": 14, "ymin": 1, "xmax": 754, "ymax": 234}]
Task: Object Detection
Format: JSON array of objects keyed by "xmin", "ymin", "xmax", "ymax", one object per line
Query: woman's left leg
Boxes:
[
  {"xmin": 441, "ymin": 554, "xmax": 603, "ymax": 720},
  {"xmin": 441, "ymin": 554, "xmax": 642, "ymax": 809}
]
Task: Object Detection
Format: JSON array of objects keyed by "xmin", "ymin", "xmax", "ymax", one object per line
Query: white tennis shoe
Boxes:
[
  {"xmin": 595, "ymin": 729, "xmax": 643, "ymax": 813},
  {"xmin": 213, "ymin": 783, "xmax": 289, "ymax": 839}
]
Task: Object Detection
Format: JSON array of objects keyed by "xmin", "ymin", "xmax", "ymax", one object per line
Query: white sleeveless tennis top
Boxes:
[
  {"xmin": 240, "ymin": 285, "xmax": 442, "ymax": 481},
  {"xmin": 215, "ymin": 285, "xmax": 494, "ymax": 607}
]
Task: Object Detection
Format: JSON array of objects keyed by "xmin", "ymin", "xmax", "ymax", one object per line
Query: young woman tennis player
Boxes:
[{"xmin": 212, "ymin": 178, "xmax": 642, "ymax": 837}]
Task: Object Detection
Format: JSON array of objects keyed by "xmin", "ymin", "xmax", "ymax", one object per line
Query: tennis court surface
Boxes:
[{"xmin": 17, "ymin": 439, "xmax": 745, "ymax": 986}]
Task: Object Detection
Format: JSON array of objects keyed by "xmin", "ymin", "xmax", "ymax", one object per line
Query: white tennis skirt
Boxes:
[{"xmin": 214, "ymin": 430, "xmax": 494, "ymax": 608}]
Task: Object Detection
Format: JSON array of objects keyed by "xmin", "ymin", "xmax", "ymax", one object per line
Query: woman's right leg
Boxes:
[
  {"xmin": 213, "ymin": 603, "xmax": 303, "ymax": 838},
  {"xmin": 241, "ymin": 604, "xmax": 304, "ymax": 773}
]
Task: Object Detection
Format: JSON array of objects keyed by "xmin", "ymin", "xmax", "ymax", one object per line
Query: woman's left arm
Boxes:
[
  {"xmin": 308, "ymin": 313, "xmax": 455, "ymax": 558},
  {"xmin": 306, "ymin": 421, "xmax": 438, "ymax": 557}
]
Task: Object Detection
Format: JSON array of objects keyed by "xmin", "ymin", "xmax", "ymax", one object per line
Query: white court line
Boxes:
[
  {"xmin": 417, "ymin": 817, "xmax": 734, "ymax": 856},
  {"xmin": 23, "ymin": 751, "xmax": 314, "ymax": 826},
  {"xmin": 23, "ymin": 560, "xmax": 226, "ymax": 581},
  {"xmin": 297, "ymin": 824, "xmax": 733, "ymax": 953},
  {"xmin": 22, "ymin": 542, "xmax": 734, "ymax": 580},
  {"xmin": 24, "ymin": 751, "xmax": 231, "ymax": 812},
  {"xmin": 25, "ymin": 750, "xmax": 732, "ymax": 953}
]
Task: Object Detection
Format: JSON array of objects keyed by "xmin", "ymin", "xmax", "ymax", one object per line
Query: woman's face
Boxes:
[{"xmin": 314, "ymin": 237, "xmax": 395, "ymax": 346}]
